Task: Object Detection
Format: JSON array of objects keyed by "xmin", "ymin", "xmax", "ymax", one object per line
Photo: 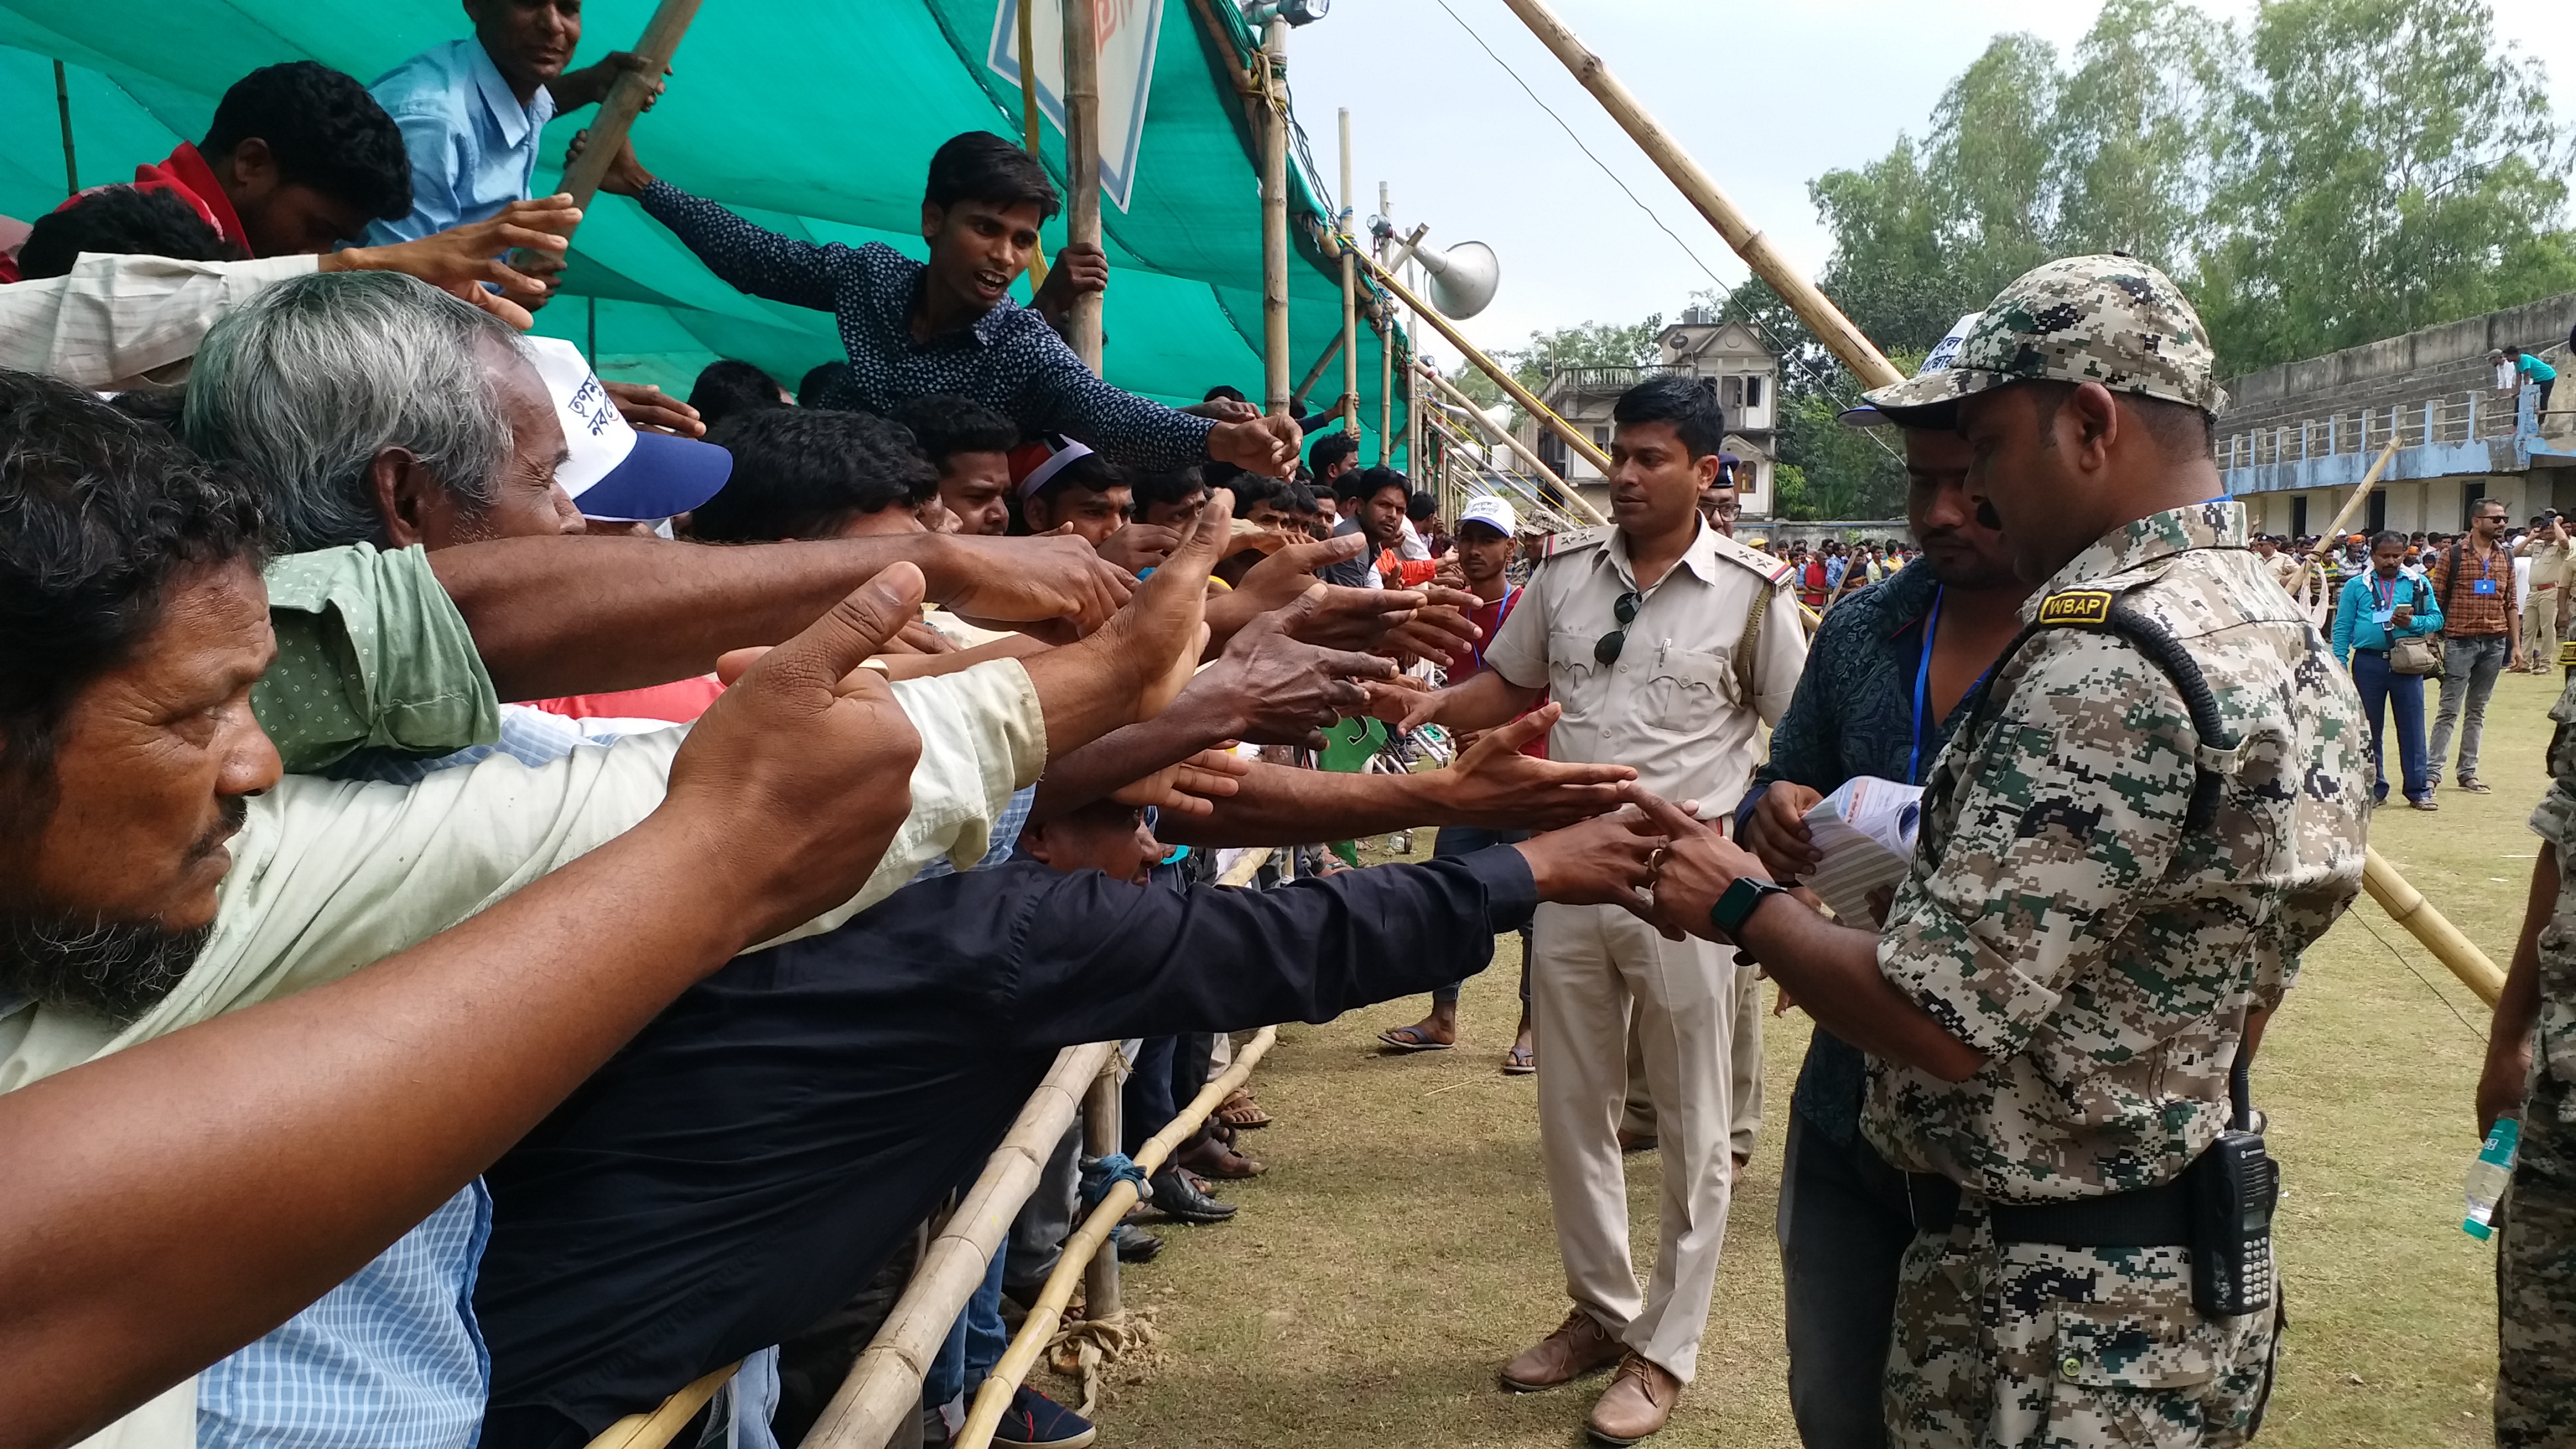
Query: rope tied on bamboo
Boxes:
[{"xmin": 1079, "ymin": 1153, "xmax": 1149, "ymax": 1208}]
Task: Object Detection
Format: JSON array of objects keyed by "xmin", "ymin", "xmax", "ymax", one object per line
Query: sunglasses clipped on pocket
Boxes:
[{"xmin": 1594, "ymin": 589, "xmax": 1642, "ymax": 665}]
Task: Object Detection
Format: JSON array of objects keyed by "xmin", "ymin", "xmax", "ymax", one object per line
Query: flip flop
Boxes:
[
  {"xmin": 1501, "ymin": 1044, "xmax": 1536, "ymax": 1076},
  {"xmin": 1377, "ymin": 1024, "xmax": 1456, "ymax": 1053}
]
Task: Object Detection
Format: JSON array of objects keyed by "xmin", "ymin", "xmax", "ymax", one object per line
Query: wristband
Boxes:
[{"xmin": 1710, "ymin": 875, "xmax": 1791, "ymax": 939}]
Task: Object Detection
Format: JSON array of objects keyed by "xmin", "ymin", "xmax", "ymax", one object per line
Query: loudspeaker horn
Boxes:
[{"xmin": 1416, "ymin": 240, "xmax": 1500, "ymax": 319}]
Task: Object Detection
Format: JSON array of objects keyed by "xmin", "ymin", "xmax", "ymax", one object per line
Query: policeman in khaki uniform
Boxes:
[
  {"xmin": 2476, "ymin": 655, "xmax": 2576, "ymax": 1445},
  {"xmin": 1399, "ymin": 373, "xmax": 1807, "ymax": 1443},
  {"xmin": 1634, "ymin": 255, "xmax": 2370, "ymax": 1448}
]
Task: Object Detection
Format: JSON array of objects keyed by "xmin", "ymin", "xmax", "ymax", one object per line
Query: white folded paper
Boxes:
[{"xmin": 1800, "ymin": 775, "xmax": 1924, "ymax": 927}]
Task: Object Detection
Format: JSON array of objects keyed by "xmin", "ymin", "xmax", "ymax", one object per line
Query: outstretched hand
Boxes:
[
  {"xmin": 1206, "ymin": 413, "xmax": 1301, "ymax": 473},
  {"xmin": 325, "ymin": 195, "xmax": 581, "ymax": 323},
  {"xmin": 1425, "ymin": 704, "xmax": 1634, "ymax": 830},
  {"xmin": 1513, "ymin": 806, "xmax": 1669, "ymax": 908},
  {"xmin": 665, "ymin": 562, "xmax": 928, "ymax": 946},
  {"xmin": 1620, "ymin": 788, "xmax": 1773, "ymax": 943},
  {"xmin": 1192, "ymin": 584, "xmax": 1402, "ymax": 747},
  {"xmin": 1111, "ymin": 747, "xmax": 1253, "ymax": 818}
]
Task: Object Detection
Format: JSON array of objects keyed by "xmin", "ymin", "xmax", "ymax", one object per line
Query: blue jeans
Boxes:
[
  {"xmin": 925, "ymin": 1246, "xmax": 1008, "ymax": 1409},
  {"xmin": 1778, "ymin": 1111, "xmax": 1912, "ymax": 1449},
  {"xmin": 1429, "ymin": 826, "xmax": 1533, "ymax": 1007},
  {"xmin": 2352, "ymin": 649, "xmax": 2432, "ymax": 803},
  {"xmin": 2430, "ymin": 633, "xmax": 2509, "ymax": 785}
]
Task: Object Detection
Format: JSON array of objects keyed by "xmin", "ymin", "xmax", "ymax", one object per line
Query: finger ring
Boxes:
[{"xmin": 1649, "ymin": 846, "xmax": 1668, "ymax": 873}]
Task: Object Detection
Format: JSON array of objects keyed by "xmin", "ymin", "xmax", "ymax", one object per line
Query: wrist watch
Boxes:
[{"xmin": 1710, "ymin": 876, "xmax": 1791, "ymax": 939}]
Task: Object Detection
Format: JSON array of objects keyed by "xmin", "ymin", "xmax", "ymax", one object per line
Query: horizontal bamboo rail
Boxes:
[
  {"xmin": 582, "ymin": 1362, "xmax": 737, "ymax": 1449},
  {"xmin": 2362, "ymin": 849, "xmax": 2506, "ymax": 1005}
]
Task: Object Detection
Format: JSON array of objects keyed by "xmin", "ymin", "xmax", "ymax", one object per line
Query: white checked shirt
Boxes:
[{"xmin": 0, "ymin": 253, "xmax": 317, "ymax": 391}]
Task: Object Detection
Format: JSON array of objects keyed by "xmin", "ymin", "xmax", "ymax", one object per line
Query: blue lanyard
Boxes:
[{"xmin": 1910, "ymin": 588, "xmax": 1943, "ymax": 785}]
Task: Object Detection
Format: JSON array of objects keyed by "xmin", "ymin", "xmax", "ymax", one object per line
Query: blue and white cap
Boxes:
[
  {"xmin": 525, "ymin": 337, "xmax": 734, "ymax": 522},
  {"xmin": 1837, "ymin": 313, "xmax": 1983, "ymax": 430}
]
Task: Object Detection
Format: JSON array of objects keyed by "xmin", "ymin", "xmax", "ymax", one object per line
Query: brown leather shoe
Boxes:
[
  {"xmin": 1500, "ymin": 1308, "xmax": 1625, "ymax": 1392},
  {"xmin": 1586, "ymin": 1353, "xmax": 1681, "ymax": 1445}
]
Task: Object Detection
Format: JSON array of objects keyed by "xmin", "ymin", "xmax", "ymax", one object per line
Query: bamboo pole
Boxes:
[
  {"xmin": 958, "ymin": 1026, "xmax": 1282, "ymax": 1449},
  {"xmin": 2285, "ymin": 437, "xmax": 2402, "ymax": 600},
  {"xmin": 580, "ymin": 1362, "xmax": 738, "ymax": 1449},
  {"xmin": 1405, "ymin": 358, "xmax": 1424, "ymax": 473},
  {"xmin": 557, "ymin": 0, "xmax": 703, "ymax": 214},
  {"xmin": 1290, "ymin": 325, "xmax": 1345, "ymax": 414},
  {"xmin": 1217, "ymin": 847, "xmax": 1272, "ymax": 887},
  {"xmin": 1379, "ymin": 183, "xmax": 1395, "ymax": 464},
  {"xmin": 801, "ymin": 1043, "xmax": 1114, "ymax": 1449},
  {"xmin": 1259, "ymin": 17, "xmax": 1292, "ymax": 415},
  {"xmin": 53, "ymin": 59, "xmax": 76, "ymax": 196},
  {"xmin": 1338, "ymin": 109, "xmax": 1361, "ymax": 437},
  {"xmin": 1014, "ymin": 0, "xmax": 1049, "ymax": 291},
  {"xmin": 1493, "ymin": 0, "xmax": 1898, "ymax": 390},
  {"xmin": 1062, "ymin": 0, "xmax": 1104, "ymax": 372},
  {"xmin": 1424, "ymin": 366, "xmax": 1606, "ymax": 526},
  {"xmin": 2362, "ymin": 849, "xmax": 2506, "ymax": 1005},
  {"xmin": 1352, "ymin": 246, "xmax": 1613, "ymax": 477},
  {"xmin": 1079, "ymin": 1059, "xmax": 1124, "ymax": 1320}
]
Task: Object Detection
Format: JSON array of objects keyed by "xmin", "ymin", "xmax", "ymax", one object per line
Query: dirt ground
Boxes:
[{"xmin": 1072, "ymin": 667, "xmax": 2564, "ymax": 1448}]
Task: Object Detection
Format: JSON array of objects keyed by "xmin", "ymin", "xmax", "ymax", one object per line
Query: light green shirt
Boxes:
[{"xmin": 256, "ymin": 544, "xmax": 501, "ymax": 774}]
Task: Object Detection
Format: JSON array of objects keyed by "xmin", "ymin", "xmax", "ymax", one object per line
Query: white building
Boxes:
[{"xmin": 1513, "ymin": 305, "xmax": 1783, "ymax": 521}]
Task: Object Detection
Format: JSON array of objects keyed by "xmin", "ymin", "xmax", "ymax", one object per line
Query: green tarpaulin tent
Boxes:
[{"xmin": 0, "ymin": 0, "xmax": 1410, "ymax": 456}]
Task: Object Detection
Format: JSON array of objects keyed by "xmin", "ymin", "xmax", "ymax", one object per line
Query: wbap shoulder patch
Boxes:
[{"xmin": 2035, "ymin": 589, "xmax": 2115, "ymax": 627}]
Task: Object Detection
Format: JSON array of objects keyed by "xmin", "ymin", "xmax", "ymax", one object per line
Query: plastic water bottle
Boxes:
[{"xmin": 2465, "ymin": 1117, "xmax": 2521, "ymax": 1240}]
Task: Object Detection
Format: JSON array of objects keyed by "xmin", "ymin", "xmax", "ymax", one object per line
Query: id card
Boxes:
[
  {"xmin": 2372, "ymin": 608, "xmax": 2396, "ymax": 626},
  {"xmin": 2476, "ymin": 578, "xmax": 2499, "ymax": 596}
]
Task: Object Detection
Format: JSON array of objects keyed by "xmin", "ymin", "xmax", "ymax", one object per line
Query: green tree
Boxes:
[
  {"xmin": 1448, "ymin": 315, "xmax": 1665, "ymax": 424},
  {"xmin": 2202, "ymin": 0, "xmax": 2576, "ymax": 367}
]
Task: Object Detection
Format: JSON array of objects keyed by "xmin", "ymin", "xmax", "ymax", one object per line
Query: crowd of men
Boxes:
[{"xmin": 6, "ymin": 17, "xmax": 2576, "ymax": 1449}]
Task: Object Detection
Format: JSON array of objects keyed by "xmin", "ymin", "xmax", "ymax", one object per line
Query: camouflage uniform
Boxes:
[
  {"xmin": 1857, "ymin": 256, "xmax": 2374, "ymax": 1449},
  {"xmin": 2498, "ymin": 674, "xmax": 2576, "ymax": 1446}
]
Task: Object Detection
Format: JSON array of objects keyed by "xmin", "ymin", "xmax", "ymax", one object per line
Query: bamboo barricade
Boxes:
[
  {"xmin": 1494, "ymin": 0, "xmax": 1897, "ymax": 389},
  {"xmin": 2364, "ymin": 851, "xmax": 2507, "ymax": 1005},
  {"xmin": 556, "ymin": 0, "xmax": 702, "ymax": 214},
  {"xmin": 53, "ymin": 59, "xmax": 75, "ymax": 195},
  {"xmin": 1377, "ymin": 186, "xmax": 1398, "ymax": 463},
  {"xmin": 581, "ymin": 1362, "xmax": 737, "ymax": 1449},
  {"xmin": 1288, "ymin": 326, "xmax": 1346, "ymax": 414},
  {"xmin": 2284, "ymin": 438, "xmax": 2402, "ymax": 601},
  {"xmin": 800, "ymin": 1043, "xmax": 1116, "ymax": 1449},
  {"xmin": 1258, "ymin": 17, "xmax": 1292, "ymax": 414},
  {"xmin": 1337, "ymin": 110, "xmax": 1362, "ymax": 436},
  {"xmin": 1062, "ymin": 0, "xmax": 1104, "ymax": 372},
  {"xmin": 1420, "ymin": 405, "xmax": 1585, "ymax": 533},
  {"xmin": 1496, "ymin": 0, "xmax": 2495, "ymax": 1005},
  {"xmin": 1423, "ymin": 366, "xmax": 1605, "ymax": 526},
  {"xmin": 1011, "ymin": 0, "xmax": 1048, "ymax": 291},
  {"xmin": 957, "ymin": 1025, "xmax": 1282, "ymax": 1448}
]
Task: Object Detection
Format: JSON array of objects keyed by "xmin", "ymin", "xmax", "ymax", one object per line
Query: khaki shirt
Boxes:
[
  {"xmin": 1483, "ymin": 519, "xmax": 1807, "ymax": 812},
  {"xmin": 2527, "ymin": 535, "xmax": 2576, "ymax": 590}
]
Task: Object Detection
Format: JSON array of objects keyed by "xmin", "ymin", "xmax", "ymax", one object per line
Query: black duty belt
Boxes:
[{"xmin": 1906, "ymin": 1172, "xmax": 2193, "ymax": 1248}]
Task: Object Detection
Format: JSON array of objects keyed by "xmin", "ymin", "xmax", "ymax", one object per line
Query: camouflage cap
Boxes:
[{"xmin": 1859, "ymin": 253, "xmax": 2226, "ymax": 419}]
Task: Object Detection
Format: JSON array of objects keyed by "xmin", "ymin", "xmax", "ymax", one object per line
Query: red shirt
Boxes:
[
  {"xmin": 527, "ymin": 675, "xmax": 727, "ymax": 724},
  {"xmin": 130, "ymin": 143, "xmax": 250, "ymax": 254},
  {"xmin": 1447, "ymin": 585, "xmax": 1547, "ymax": 759}
]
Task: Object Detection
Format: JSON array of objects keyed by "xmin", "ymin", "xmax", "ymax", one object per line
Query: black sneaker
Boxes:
[
  {"xmin": 992, "ymin": 1386, "xmax": 1097, "ymax": 1447},
  {"xmin": 1149, "ymin": 1167, "xmax": 1237, "ymax": 1223}
]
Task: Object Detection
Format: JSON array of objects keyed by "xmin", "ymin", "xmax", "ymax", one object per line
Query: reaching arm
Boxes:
[
  {"xmin": 1156, "ymin": 705, "xmax": 1631, "ymax": 846},
  {"xmin": 2482, "ymin": 840, "xmax": 2559, "ymax": 1134},
  {"xmin": 634, "ymin": 174, "xmax": 841, "ymax": 313},
  {"xmin": 0, "ymin": 566, "xmax": 930, "ymax": 1449},
  {"xmin": 2331, "ymin": 577, "xmax": 2357, "ymax": 664},
  {"xmin": 428, "ymin": 532, "xmax": 1131, "ymax": 701},
  {"xmin": 1393, "ymin": 665, "xmax": 1543, "ymax": 735}
]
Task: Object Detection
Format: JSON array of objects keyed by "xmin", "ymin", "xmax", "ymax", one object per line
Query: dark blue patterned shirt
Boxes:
[
  {"xmin": 640, "ymin": 181, "xmax": 1216, "ymax": 471},
  {"xmin": 1736, "ymin": 558, "xmax": 1977, "ymax": 1145}
]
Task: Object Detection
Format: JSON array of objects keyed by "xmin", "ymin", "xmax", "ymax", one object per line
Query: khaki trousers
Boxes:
[
  {"xmin": 1621, "ymin": 970, "xmax": 1763, "ymax": 1161},
  {"xmin": 1534, "ymin": 901, "xmax": 1742, "ymax": 1382},
  {"xmin": 2528, "ymin": 588, "xmax": 2561, "ymax": 666}
]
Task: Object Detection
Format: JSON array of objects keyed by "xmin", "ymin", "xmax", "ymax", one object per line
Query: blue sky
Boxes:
[{"xmin": 1277, "ymin": 0, "xmax": 2576, "ymax": 363}]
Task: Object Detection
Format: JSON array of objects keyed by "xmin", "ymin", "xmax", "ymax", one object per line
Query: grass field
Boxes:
[{"xmin": 1058, "ymin": 667, "xmax": 2569, "ymax": 1448}]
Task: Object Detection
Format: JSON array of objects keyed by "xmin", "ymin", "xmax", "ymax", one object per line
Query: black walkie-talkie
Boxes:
[{"xmin": 2192, "ymin": 1058, "xmax": 2279, "ymax": 1319}]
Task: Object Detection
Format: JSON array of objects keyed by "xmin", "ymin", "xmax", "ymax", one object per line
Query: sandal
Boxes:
[
  {"xmin": 1216, "ymin": 1088, "xmax": 1272, "ymax": 1130},
  {"xmin": 1502, "ymin": 1044, "xmax": 1536, "ymax": 1076},
  {"xmin": 2460, "ymin": 778, "xmax": 2494, "ymax": 795},
  {"xmin": 1377, "ymin": 1024, "xmax": 1456, "ymax": 1053}
]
